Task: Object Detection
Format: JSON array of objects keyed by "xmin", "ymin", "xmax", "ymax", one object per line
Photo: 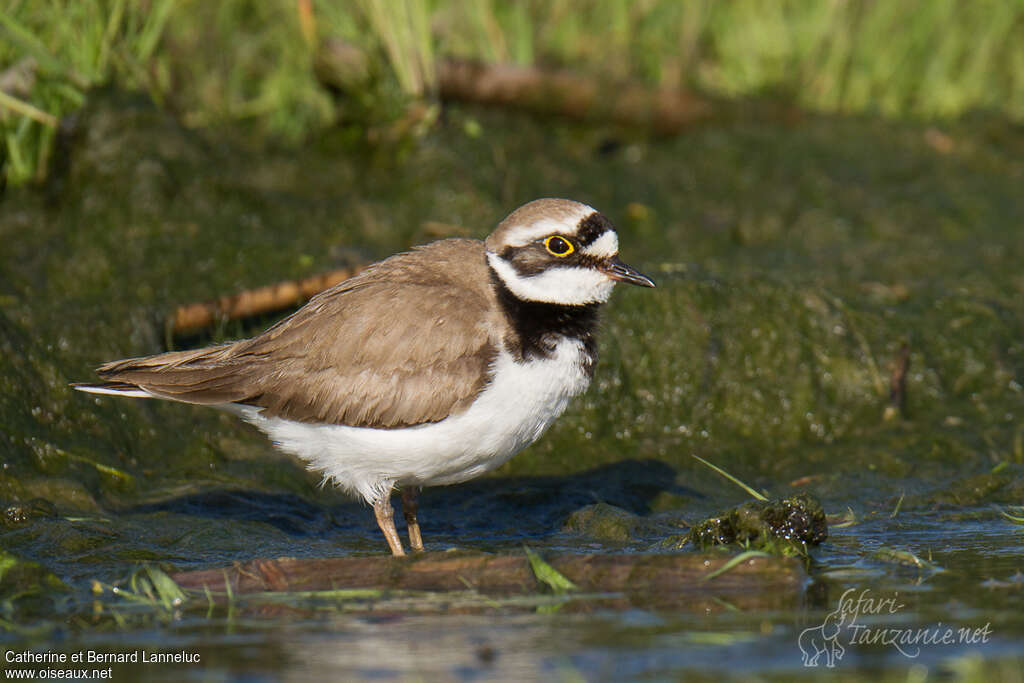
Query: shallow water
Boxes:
[{"xmin": 1, "ymin": 92, "xmax": 1022, "ymax": 679}]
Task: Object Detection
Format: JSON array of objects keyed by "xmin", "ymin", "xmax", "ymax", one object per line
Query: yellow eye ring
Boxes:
[{"xmin": 544, "ymin": 235, "xmax": 575, "ymax": 257}]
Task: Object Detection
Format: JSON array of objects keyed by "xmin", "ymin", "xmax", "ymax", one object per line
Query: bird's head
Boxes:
[{"xmin": 485, "ymin": 198, "xmax": 655, "ymax": 305}]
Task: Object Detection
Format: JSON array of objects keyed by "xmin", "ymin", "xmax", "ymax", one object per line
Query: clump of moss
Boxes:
[{"xmin": 687, "ymin": 493, "xmax": 827, "ymax": 550}]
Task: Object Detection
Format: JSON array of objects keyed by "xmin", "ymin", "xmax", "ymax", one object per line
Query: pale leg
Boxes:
[
  {"xmin": 401, "ymin": 486, "xmax": 425, "ymax": 552},
  {"xmin": 374, "ymin": 495, "xmax": 405, "ymax": 556}
]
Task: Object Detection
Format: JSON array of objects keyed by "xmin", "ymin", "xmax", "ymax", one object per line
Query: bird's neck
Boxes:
[{"xmin": 489, "ymin": 267, "xmax": 600, "ymax": 369}]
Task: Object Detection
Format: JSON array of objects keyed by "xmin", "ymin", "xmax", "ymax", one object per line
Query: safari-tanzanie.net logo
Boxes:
[{"xmin": 798, "ymin": 588, "xmax": 992, "ymax": 668}]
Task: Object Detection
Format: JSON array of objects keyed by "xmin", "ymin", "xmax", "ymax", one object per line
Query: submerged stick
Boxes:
[
  {"xmin": 168, "ymin": 265, "xmax": 365, "ymax": 337},
  {"xmin": 172, "ymin": 550, "xmax": 805, "ymax": 602}
]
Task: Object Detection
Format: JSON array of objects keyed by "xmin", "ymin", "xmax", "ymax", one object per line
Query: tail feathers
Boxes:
[
  {"xmin": 76, "ymin": 342, "xmax": 259, "ymax": 406},
  {"xmin": 95, "ymin": 344, "xmax": 234, "ymax": 375},
  {"xmin": 72, "ymin": 379, "xmax": 251, "ymax": 408},
  {"xmin": 72, "ymin": 381, "xmax": 154, "ymax": 398}
]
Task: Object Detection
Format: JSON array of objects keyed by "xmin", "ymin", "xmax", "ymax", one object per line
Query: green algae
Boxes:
[
  {"xmin": 562, "ymin": 502, "xmax": 666, "ymax": 543},
  {"xmin": 900, "ymin": 466, "xmax": 1024, "ymax": 509},
  {"xmin": 0, "ymin": 93, "xmax": 1023, "ymax": 678},
  {"xmin": 0, "ymin": 551, "xmax": 66, "ymax": 595},
  {"xmin": 687, "ymin": 493, "xmax": 827, "ymax": 551},
  {"xmin": 0, "ymin": 551, "xmax": 67, "ymax": 623},
  {"xmin": 2, "ymin": 96, "xmax": 1022, "ymax": 507},
  {"xmin": 0, "ymin": 92, "xmax": 1020, "ymax": 529}
]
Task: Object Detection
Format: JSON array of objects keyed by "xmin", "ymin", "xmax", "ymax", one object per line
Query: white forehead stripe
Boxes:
[
  {"xmin": 502, "ymin": 204, "xmax": 597, "ymax": 247},
  {"xmin": 580, "ymin": 230, "xmax": 619, "ymax": 258},
  {"xmin": 487, "ymin": 252, "xmax": 614, "ymax": 305}
]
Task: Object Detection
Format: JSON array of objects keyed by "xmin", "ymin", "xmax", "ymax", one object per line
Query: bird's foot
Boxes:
[
  {"xmin": 401, "ymin": 486, "xmax": 425, "ymax": 552},
  {"xmin": 374, "ymin": 495, "xmax": 405, "ymax": 556}
]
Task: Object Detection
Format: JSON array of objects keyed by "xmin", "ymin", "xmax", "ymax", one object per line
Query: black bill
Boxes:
[{"xmin": 601, "ymin": 256, "xmax": 656, "ymax": 288}]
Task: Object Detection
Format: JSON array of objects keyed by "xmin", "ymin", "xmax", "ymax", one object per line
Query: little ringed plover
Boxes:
[{"xmin": 74, "ymin": 198, "xmax": 655, "ymax": 555}]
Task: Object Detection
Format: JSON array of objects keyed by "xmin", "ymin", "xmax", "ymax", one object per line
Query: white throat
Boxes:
[{"xmin": 487, "ymin": 252, "xmax": 615, "ymax": 305}]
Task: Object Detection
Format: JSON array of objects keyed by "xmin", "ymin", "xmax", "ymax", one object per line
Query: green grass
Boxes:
[
  {"xmin": 2, "ymin": 0, "xmax": 1023, "ymax": 185},
  {"xmin": 524, "ymin": 546, "xmax": 578, "ymax": 594},
  {"xmin": 691, "ymin": 454, "xmax": 769, "ymax": 502}
]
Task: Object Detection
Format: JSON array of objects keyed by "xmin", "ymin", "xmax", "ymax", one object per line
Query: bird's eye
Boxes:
[{"xmin": 544, "ymin": 235, "xmax": 575, "ymax": 257}]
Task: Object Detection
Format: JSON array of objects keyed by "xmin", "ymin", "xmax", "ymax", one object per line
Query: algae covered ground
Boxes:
[{"xmin": 1, "ymin": 92, "xmax": 1023, "ymax": 679}]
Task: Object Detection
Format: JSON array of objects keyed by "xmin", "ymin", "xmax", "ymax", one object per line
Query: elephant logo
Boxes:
[{"xmin": 798, "ymin": 608, "xmax": 846, "ymax": 668}]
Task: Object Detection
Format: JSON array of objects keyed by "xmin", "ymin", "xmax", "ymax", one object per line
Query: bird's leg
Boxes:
[
  {"xmin": 401, "ymin": 486, "xmax": 424, "ymax": 552},
  {"xmin": 373, "ymin": 494, "xmax": 405, "ymax": 556}
]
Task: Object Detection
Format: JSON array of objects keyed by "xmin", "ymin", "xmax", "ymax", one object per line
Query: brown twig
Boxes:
[
  {"xmin": 316, "ymin": 39, "xmax": 713, "ymax": 134},
  {"xmin": 436, "ymin": 59, "xmax": 712, "ymax": 134},
  {"xmin": 168, "ymin": 265, "xmax": 365, "ymax": 337}
]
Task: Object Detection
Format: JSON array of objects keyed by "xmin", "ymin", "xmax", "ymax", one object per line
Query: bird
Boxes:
[{"xmin": 74, "ymin": 198, "xmax": 655, "ymax": 555}]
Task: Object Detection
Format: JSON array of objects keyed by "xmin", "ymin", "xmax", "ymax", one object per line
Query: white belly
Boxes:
[{"xmin": 235, "ymin": 337, "xmax": 592, "ymax": 503}]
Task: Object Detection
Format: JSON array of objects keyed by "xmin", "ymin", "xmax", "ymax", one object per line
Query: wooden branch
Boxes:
[
  {"xmin": 316, "ymin": 39, "xmax": 712, "ymax": 134},
  {"xmin": 437, "ymin": 59, "xmax": 712, "ymax": 134},
  {"xmin": 172, "ymin": 550, "xmax": 805, "ymax": 606},
  {"xmin": 168, "ymin": 265, "xmax": 365, "ymax": 337}
]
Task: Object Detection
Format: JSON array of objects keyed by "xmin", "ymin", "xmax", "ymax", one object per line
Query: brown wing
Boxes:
[{"xmin": 95, "ymin": 240, "xmax": 502, "ymax": 428}]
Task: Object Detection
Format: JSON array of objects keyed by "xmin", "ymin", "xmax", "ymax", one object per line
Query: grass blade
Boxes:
[
  {"xmin": 0, "ymin": 90, "xmax": 57, "ymax": 127},
  {"xmin": 691, "ymin": 454, "xmax": 768, "ymax": 501},
  {"xmin": 524, "ymin": 546, "xmax": 577, "ymax": 593},
  {"xmin": 704, "ymin": 550, "xmax": 771, "ymax": 581}
]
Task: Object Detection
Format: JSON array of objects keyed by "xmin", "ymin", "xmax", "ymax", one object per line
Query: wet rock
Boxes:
[{"xmin": 563, "ymin": 502, "xmax": 654, "ymax": 542}]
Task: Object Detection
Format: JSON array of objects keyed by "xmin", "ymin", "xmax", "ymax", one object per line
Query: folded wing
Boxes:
[{"xmin": 81, "ymin": 240, "xmax": 500, "ymax": 429}]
